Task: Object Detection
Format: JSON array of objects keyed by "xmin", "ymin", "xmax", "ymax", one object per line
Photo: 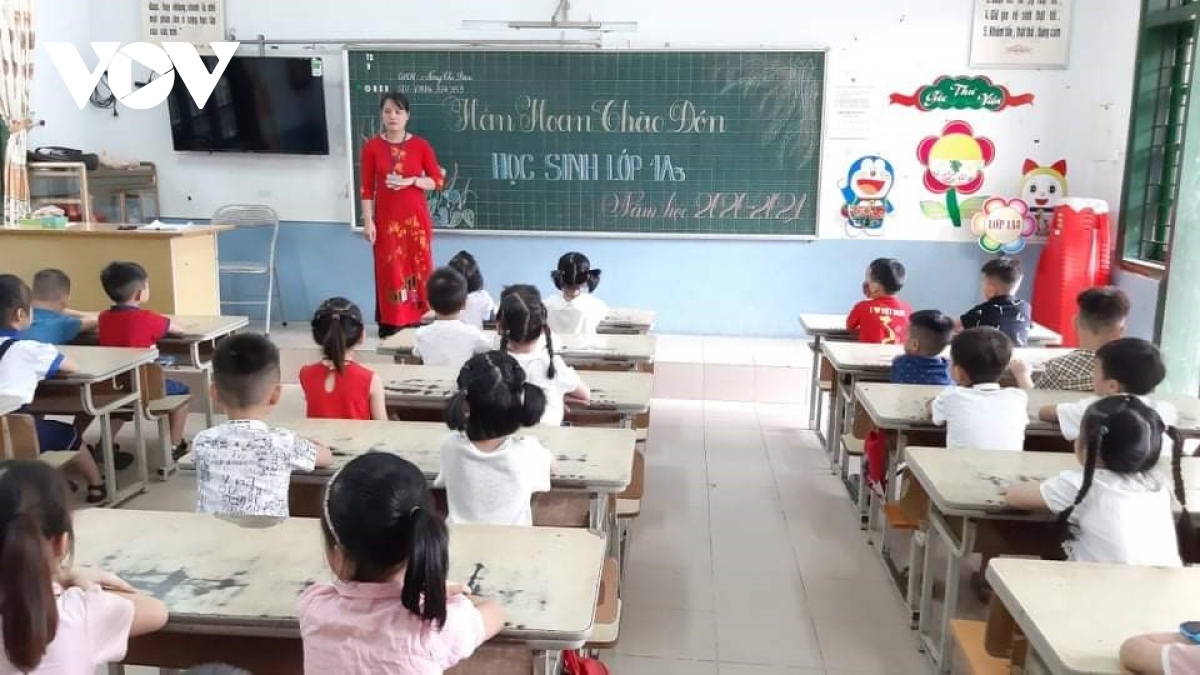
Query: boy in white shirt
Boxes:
[
  {"xmin": 436, "ymin": 351, "xmax": 555, "ymax": 526},
  {"xmin": 414, "ymin": 267, "xmax": 493, "ymax": 369},
  {"xmin": 930, "ymin": 326, "xmax": 1028, "ymax": 451},
  {"xmin": 545, "ymin": 252, "xmax": 608, "ymax": 335},
  {"xmin": 448, "ymin": 250, "xmax": 496, "ymax": 330},
  {"xmin": 1040, "ymin": 337, "xmax": 1178, "ymax": 441},
  {"xmin": 193, "ymin": 333, "xmax": 333, "ymax": 517}
]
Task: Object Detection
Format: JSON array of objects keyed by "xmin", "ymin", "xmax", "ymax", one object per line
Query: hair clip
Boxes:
[
  {"xmin": 322, "ymin": 465, "xmax": 347, "ymax": 550},
  {"xmin": 409, "ymin": 505, "xmax": 421, "ymax": 517}
]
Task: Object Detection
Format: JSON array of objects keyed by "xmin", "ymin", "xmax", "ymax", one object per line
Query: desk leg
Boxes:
[
  {"xmin": 98, "ymin": 413, "xmax": 118, "ymax": 508},
  {"xmin": 201, "ymin": 366, "xmax": 215, "ymax": 428},
  {"xmin": 808, "ymin": 335, "xmax": 822, "ymax": 432},
  {"xmin": 133, "ymin": 402, "xmax": 148, "ymax": 489},
  {"xmin": 824, "ymin": 376, "xmax": 843, "ymax": 474},
  {"xmin": 919, "ymin": 510, "xmax": 976, "ymax": 674},
  {"xmin": 837, "ymin": 374, "xmax": 859, "ymax": 491}
]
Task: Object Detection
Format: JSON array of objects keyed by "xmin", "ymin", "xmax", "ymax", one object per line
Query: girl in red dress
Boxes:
[
  {"xmin": 360, "ymin": 93, "xmax": 446, "ymax": 337},
  {"xmin": 299, "ymin": 298, "xmax": 387, "ymax": 421}
]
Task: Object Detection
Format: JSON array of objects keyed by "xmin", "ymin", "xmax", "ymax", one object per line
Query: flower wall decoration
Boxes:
[
  {"xmin": 917, "ymin": 120, "xmax": 995, "ymax": 228},
  {"xmin": 971, "ymin": 197, "xmax": 1037, "ymax": 254}
]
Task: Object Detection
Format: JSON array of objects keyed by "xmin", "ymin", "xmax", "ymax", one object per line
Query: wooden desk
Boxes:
[
  {"xmin": 986, "ymin": 558, "xmax": 1200, "ymax": 675},
  {"xmin": 908, "ymin": 447, "xmax": 1200, "ymax": 674},
  {"xmin": 74, "ymin": 509, "xmax": 605, "ymax": 674},
  {"xmin": 26, "ymin": 345, "xmax": 158, "ymax": 506},
  {"xmin": 429, "ymin": 307, "xmax": 657, "ymax": 335},
  {"xmin": 799, "ymin": 313, "xmax": 1062, "ymax": 347},
  {"xmin": 798, "ymin": 313, "xmax": 854, "ymax": 439},
  {"xmin": 379, "ymin": 331, "xmax": 656, "ymax": 371},
  {"xmin": 378, "ymin": 364, "xmax": 653, "ymax": 427},
  {"xmin": 0, "ymin": 223, "xmax": 230, "ymax": 315}
]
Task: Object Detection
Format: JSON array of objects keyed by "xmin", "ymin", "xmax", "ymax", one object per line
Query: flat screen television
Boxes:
[{"xmin": 166, "ymin": 55, "xmax": 330, "ymax": 155}]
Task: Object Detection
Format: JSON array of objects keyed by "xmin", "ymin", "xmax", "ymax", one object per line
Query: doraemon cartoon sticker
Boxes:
[
  {"xmin": 838, "ymin": 155, "xmax": 895, "ymax": 236},
  {"xmin": 1017, "ymin": 159, "xmax": 1067, "ymax": 236}
]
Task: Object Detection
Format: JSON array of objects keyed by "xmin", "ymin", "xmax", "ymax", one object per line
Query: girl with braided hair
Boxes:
[{"xmin": 1005, "ymin": 394, "xmax": 1193, "ymax": 565}]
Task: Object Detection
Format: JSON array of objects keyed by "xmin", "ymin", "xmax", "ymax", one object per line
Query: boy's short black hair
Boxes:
[
  {"xmin": 868, "ymin": 258, "xmax": 905, "ymax": 295},
  {"xmin": 1096, "ymin": 337, "xmax": 1166, "ymax": 396},
  {"xmin": 447, "ymin": 250, "xmax": 484, "ymax": 294},
  {"xmin": 31, "ymin": 269, "xmax": 72, "ymax": 302},
  {"xmin": 0, "ymin": 274, "xmax": 32, "ymax": 328},
  {"xmin": 950, "ymin": 327, "xmax": 1012, "ymax": 384},
  {"xmin": 908, "ymin": 309, "xmax": 955, "ymax": 357},
  {"xmin": 212, "ymin": 333, "xmax": 281, "ymax": 408},
  {"xmin": 100, "ymin": 261, "xmax": 148, "ymax": 304},
  {"xmin": 981, "ymin": 257, "xmax": 1023, "ymax": 289},
  {"xmin": 1077, "ymin": 286, "xmax": 1131, "ymax": 332},
  {"xmin": 427, "ymin": 267, "xmax": 468, "ymax": 315}
]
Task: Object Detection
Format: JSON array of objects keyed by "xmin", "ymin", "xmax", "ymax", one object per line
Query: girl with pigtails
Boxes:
[
  {"xmin": 1005, "ymin": 394, "xmax": 1193, "ymax": 566},
  {"xmin": 544, "ymin": 252, "xmax": 608, "ymax": 336}
]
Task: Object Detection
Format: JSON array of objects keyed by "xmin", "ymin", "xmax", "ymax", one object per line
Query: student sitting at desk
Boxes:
[
  {"xmin": 959, "ymin": 257, "xmax": 1031, "ymax": 347},
  {"xmin": 0, "ymin": 275, "xmax": 109, "ymax": 502},
  {"xmin": 437, "ymin": 351, "xmax": 554, "ymax": 526},
  {"xmin": 299, "ymin": 453, "xmax": 504, "ymax": 673},
  {"xmin": 545, "ymin": 251, "xmax": 607, "ymax": 336},
  {"xmin": 1028, "ymin": 286, "xmax": 1130, "ymax": 391},
  {"xmin": 299, "ymin": 298, "xmax": 387, "ymax": 421},
  {"xmin": 1121, "ymin": 630, "xmax": 1200, "ymax": 675},
  {"xmin": 193, "ymin": 334, "xmax": 332, "ymax": 518},
  {"xmin": 498, "ymin": 285, "xmax": 589, "ymax": 426},
  {"xmin": 413, "ymin": 268, "xmax": 492, "ymax": 369},
  {"xmin": 1005, "ymin": 395, "xmax": 1192, "ymax": 565},
  {"xmin": 930, "ymin": 327, "xmax": 1028, "ymax": 451},
  {"xmin": 0, "ymin": 461, "xmax": 167, "ymax": 673},
  {"xmin": 448, "ymin": 250, "xmax": 496, "ymax": 330},
  {"xmin": 846, "ymin": 257, "xmax": 911, "ymax": 345},
  {"xmin": 1039, "ymin": 338, "xmax": 1178, "ymax": 442},
  {"xmin": 19, "ymin": 269, "xmax": 97, "ymax": 345}
]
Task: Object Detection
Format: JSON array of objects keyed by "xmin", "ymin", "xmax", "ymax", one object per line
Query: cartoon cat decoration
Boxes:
[
  {"xmin": 838, "ymin": 155, "xmax": 895, "ymax": 237},
  {"xmin": 1018, "ymin": 159, "xmax": 1067, "ymax": 236}
]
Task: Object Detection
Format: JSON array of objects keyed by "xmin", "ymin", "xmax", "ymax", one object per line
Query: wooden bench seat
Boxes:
[{"xmin": 951, "ymin": 619, "xmax": 1009, "ymax": 675}]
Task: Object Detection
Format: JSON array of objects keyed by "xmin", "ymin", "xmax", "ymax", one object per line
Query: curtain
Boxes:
[{"xmin": 0, "ymin": 0, "xmax": 34, "ymax": 228}]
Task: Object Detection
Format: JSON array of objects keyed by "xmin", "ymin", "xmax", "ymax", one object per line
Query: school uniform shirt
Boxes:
[
  {"xmin": 21, "ymin": 307, "xmax": 83, "ymax": 345},
  {"xmin": 435, "ymin": 432, "xmax": 553, "ymax": 526},
  {"xmin": 931, "ymin": 383, "xmax": 1029, "ymax": 451},
  {"xmin": 846, "ymin": 295, "xmax": 912, "ymax": 344},
  {"xmin": 299, "ymin": 361, "xmax": 376, "ymax": 421},
  {"xmin": 0, "ymin": 333, "xmax": 65, "ymax": 404},
  {"xmin": 1033, "ymin": 349, "xmax": 1096, "ymax": 391},
  {"xmin": 1162, "ymin": 642, "xmax": 1200, "ymax": 674},
  {"xmin": 298, "ymin": 582, "xmax": 486, "ymax": 675},
  {"xmin": 1055, "ymin": 394, "xmax": 1179, "ymax": 441},
  {"xmin": 97, "ymin": 305, "xmax": 169, "ymax": 348},
  {"xmin": 544, "ymin": 292, "xmax": 609, "ymax": 336},
  {"xmin": 414, "ymin": 320, "xmax": 493, "ymax": 369},
  {"xmin": 960, "ymin": 295, "xmax": 1032, "ymax": 347},
  {"xmin": 509, "ymin": 350, "xmax": 583, "ymax": 426},
  {"xmin": 193, "ymin": 419, "xmax": 319, "ymax": 518},
  {"xmin": 0, "ymin": 584, "xmax": 135, "ymax": 675},
  {"xmin": 1040, "ymin": 468, "xmax": 1182, "ymax": 566},
  {"xmin": 462, "ymin": 290, "xmax": 497, "ymax": 329},
  {"xmin": 890, "ymin": 354, "xmax": 952, "ymax": 386}
]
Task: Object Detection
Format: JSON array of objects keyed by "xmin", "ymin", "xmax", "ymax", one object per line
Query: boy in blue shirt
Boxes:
[
  {"xmin": 20, "ymin": 269, "xmax": 97, "ymax": 345},
  {"xmin": 890, "ymin": 309, "xmax": 954, "ymax": 385}
]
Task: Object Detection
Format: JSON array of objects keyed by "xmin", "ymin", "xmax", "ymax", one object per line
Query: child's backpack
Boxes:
[{"xmin": 563, "ymin": 650, "xmax": 609, "ymax": 675}]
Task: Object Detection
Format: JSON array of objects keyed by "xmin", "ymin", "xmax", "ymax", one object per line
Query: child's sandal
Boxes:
[{"xmin": 85, "ymin": 484, "xmax": 107, "ymax": 504}]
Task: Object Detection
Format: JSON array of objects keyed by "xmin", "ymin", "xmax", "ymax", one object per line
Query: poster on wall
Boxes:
[
  {"xmin": 827, "ymin": 85, "xmax": 877, "ymax": 139},
  {"xmin": 969, "ymin": 0, "xmax": 1072, "ymax": 69},
  {"xmin": 141, "ymin": 1, "xmax": 226, "ymax": 51},
  {"xmin": 838, "ymin": 155, "xmax": 895, "ymax": 237}
]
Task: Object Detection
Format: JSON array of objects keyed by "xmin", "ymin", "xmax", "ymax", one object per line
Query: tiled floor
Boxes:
[{"xmin": 92, "ymin": 329, "xmax": 941, "ymax": 674}]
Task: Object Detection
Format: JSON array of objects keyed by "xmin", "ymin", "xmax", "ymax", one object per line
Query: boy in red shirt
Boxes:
[
  {"xmin": 96, "ymin": 261, "xmax": 190, "ymax": 459},
  {"xmin": 846, "ymin": 257, "xmax": 912, "ymax": 344}
]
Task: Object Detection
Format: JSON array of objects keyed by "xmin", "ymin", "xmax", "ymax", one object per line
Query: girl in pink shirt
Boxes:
[
  {"xmin": 298, "ymin": 453, "xmax": 505, "ymax": 674},
  {"xmin": 1122, "ymin": 632, "xmax": 1200, "ymax": 674},
  {"xmin": 0, "ymin": 461, "xmax": 167, "ymax": 675}
]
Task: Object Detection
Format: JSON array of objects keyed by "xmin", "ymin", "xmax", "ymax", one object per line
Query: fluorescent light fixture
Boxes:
[{"xmin": 461, "ymin": 19, "xmax": 637, "ymax": 32}]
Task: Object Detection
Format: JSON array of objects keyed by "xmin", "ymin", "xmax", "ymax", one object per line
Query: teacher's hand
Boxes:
[{"xmin": 363, "ymin": 219, "xmax": 377, "ymax": 244}]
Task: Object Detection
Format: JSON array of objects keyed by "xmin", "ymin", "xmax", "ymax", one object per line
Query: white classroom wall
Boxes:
[{"xmin": 38, "ymin": 0, "xmax": 1137, "ymax": 241}]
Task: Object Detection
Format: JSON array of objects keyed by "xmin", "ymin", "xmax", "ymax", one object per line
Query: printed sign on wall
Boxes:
[
  {"xmin": 970, "ymin": 0, "xmax": 1072, "ymax": 69},
  {"xmin": 141, "ymin": 1, "xmax": 226, "ymax": 51},
  {"xmin": 890, "ymin": 75, "xmax": 1034, "ymax": 112}
]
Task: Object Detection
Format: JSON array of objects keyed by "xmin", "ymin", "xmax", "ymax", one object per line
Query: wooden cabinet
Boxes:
[{"xmin": 27, "ymin": 162, "xmax": 159, "ymax": 223}]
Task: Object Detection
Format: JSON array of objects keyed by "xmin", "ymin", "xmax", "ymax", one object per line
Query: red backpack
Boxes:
[{"xmin": 563, "ymin": 650, "xmax": 609, "ymax": 675}]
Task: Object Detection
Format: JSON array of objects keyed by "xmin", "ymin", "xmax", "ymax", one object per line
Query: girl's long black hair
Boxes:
[
  {"xmin": 0, "ymin": 461, "xmax": 73, "ymax": 671},
  {"xmin": 310, "ymin": 297, "xmax": 365, "ymax": 374},
  {"xmin": 444, "ymin": 351, "xmax": 546, "ymax": 441},
  {"xmin": 551, "ymin": 252, "xmax": 601, "ymax": 294},
  {"xmin": 1059, "ymin": 395, "xmax": 1195, "ymax": 562},
  {"xmin": 321, "ymin": 453, "xmax": 450, "ymax": 626},
  {"xmin": 448, "ymin": 250, "xmax": 484, "ymax": 294},
  {"xmin": 497, "ymin": 285, "xmax": 556, "ymax": 379}
]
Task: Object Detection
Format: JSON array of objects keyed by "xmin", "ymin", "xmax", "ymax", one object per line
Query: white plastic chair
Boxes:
[{"xmin": 213, "ymin": 204, "xmax": 287, "ymax": 333}]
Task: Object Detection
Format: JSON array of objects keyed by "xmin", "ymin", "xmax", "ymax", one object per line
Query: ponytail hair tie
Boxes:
[
  {"xmin": 322, "ymin": 464, "xmax": 347, "ymax": 550},
  {"xmin": 410, "ymin": 505, "xmax": 421, "ymax": 517}
]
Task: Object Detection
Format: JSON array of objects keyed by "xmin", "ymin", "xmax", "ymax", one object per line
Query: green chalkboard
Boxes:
[{"xmin": 345, "ymin": 49, "xmax": 825, "ymax": 237}]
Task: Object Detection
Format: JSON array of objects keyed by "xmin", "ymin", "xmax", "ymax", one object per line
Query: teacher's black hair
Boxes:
[
  {"xmin": 310, "ymin": 297, "xmax": 365, "ymax": 374},
  {"xmin": 321, "ymin": 453, "xmax": 449, "ymax": 626},
  {"xmin": 448, "ymin": 250, "xmax": 484, "ymax": 294},
  {"xmin": 551, "ymin": 252, "xmax": 601, "ymax": 294},
  {"xmin": 445, "ymin": 351, "xmax": 546, "ymax": 441},
  {"xmin": 497, "ymin": 284, "xmax": 557, "ymax": 379},
  {"xmin": 0, "ymin": 274, "xmax": 32, "ymax": 330},
  {"xmin": 380, "ymin": 92, "xmax": 410, "ymax": 112},
  {"xmin": 1059, "ymin": 395, "xmax": 1194, "ymax": 562}
]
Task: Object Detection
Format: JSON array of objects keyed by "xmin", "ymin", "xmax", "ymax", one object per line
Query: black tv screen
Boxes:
[{"xmin": 167, "ymin": 56, "xmax": 330, "ymax": 155}]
